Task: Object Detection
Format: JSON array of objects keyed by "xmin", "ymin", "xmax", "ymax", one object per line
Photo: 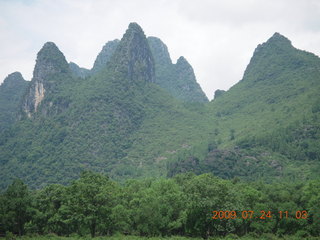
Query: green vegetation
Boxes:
[
  {"xmin": 0, "ymin": 236, "xmax": 204, "ymax": 240},
  {"xmin": 167, "ymin": 33, "xmax": 320, "ymax": 182},
  {"xmin": 0, "ymin": 24, "xmax": 320, "ymax": 239},
  {"xmin": 0, "ymin": 72, "xmax": 28, "ymax": 131},
  {"xmin": 1, "ymin": 236, "xmax": 320, "ymax": 240},
  {"xmin": 0, "ymin": 23, "xmax": 212, "ymax": 189},
  {"xmin": 0, "ymin": 172, "xmax": 319, "ymax": 239},
  {"xmin": 0, "ymin": 26, "xmax": 319, "ymax": 188}
]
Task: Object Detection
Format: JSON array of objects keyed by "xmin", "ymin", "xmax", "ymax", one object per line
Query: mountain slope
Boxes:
[
  {"xmin": 0, "ymin": 72, "xmax": 29, "ymax": 131},
  {"xmin": 168, "ymin": 33, "xmax": 320, "ymax": 181},
  {"xmin": 1, "ymin": 28, "xmax": 319, "ymax": 190}
]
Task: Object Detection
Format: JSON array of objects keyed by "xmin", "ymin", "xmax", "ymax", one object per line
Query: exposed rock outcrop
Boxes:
[
  {"xmin": 109, "ymin": 23, "xmax": 155, "ymax": 83},
  {"xmin": 22, "ymin": 42, "xmax": 70, "ymax": 117},
  {"xmin": 148, "ymin": 37, "xmax": 208, "ymax": 102},
  {"xmin": 148, "ymin": 37, "xmax": 172, "ymax": 66},
  {"xmin": 69, "ymin": 62, "xmax": 90, "ymax": 78},
  {"xmin": 91, "ymin": 39, "xmax": 120, "ymax": 74}
]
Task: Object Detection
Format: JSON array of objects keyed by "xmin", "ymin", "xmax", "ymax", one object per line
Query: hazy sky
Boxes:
[{"xmin": 1, "ymin": 0, "xmax": 320, "ymax": 99}]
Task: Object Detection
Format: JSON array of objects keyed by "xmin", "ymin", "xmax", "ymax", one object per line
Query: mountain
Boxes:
[
  {"xmin": 89, "ymin": 35, "xmax": 208, "ymax": 102},
  {"xmin": 22, "ymin": 42, "xmax": 73, "ymax": 118},
  {"xmin": 0, "ymin": 72, "xmax": 29, "ymax": 131},
  {"xmin": 108, "ymin": 23, "xmax": 155, "ymax": 83},
  {"xmin": 0, "ymin": 23, "xmax": 209, "ymax": 189},
  {"xmin": 1, "ymin": 27, "xmax": 320, "ymax": 240},
  {"xmin": 1, "ymin": 27, "xmax": 319, "ymax": 190},
  {"xmin": 168, "ymin": 32, "xmax": 320, "ymax": 181},
  {"xmin": 148, "ymin": 37, "xmax": 208, "ymax": 102}
]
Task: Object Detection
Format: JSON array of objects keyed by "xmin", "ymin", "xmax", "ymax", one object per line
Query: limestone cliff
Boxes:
[
  {"xmin": 22, "ymin": 42, "xmax": 70, "ymax": 117},
  {"xmin": 148, "ymin": 37, "xmax": 208, "ymax": 102},
  {"xmin": 109, "ymin": 23, "xmax": 155, "ymax": 83},
  {"xmin": 69, "ymin": 62, "xmax": 90, "ymax": 78},
  {"xmin": 91, "ymin": 39, "xmax": 120, "ymax": 74}
]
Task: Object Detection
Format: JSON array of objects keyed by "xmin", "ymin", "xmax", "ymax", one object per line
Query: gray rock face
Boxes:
[
  {"xmin": 22, "ymin": 42, "xmax": 70, "ymax": 117},
  {"xmin": 176, "ymin": 56, "xmax": 194, "ymax": 77},
  {"xmin": 174, "ymin": 56, "xmax": 208, "ymax": 102},
  {"xmin": 110, "ymin": 22, "xmax": 155, "ymax": 83},
  {"xmin": 148, "ymin": 37, "xmax": 208, "ymax": 102},
  {"xmin": 91, "ymin": 28, "xmax": 207, "ymax": 102},
  {"xmin": 69, "ymin": 62, "xmax": 90, "ymax": 78},
  {"xmin": 148, "ymin": 37, "xmax": 172, "ymax": 66},
  {"xmin": 91, "ymin": 39, "xmax": 120, "ymax": 74}
]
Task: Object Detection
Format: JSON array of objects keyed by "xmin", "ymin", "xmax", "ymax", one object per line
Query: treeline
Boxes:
[
  {"xmin": 168, "ymin": 112, "xmax": 320, "ymax": 182},
  {"xmin": 0, "ymin": 171, "xmax": 319, "ymax": 239}
]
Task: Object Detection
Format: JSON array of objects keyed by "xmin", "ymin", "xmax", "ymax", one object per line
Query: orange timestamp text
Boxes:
[{"xmin": 212, "ymin": 210, "xmax": 308, "ymax": 220}]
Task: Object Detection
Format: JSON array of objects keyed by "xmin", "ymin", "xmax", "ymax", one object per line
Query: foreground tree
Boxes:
[
  {"xmin": 2, "ymin": 179, "xmax": 32, "ymax": 236},
  {"xmin": 67, "ymin": 171, "xmax": 117, "ymax": 237},
  {"xmin": 33, "ymin": 184, "xmax": 69, "ymax": 235}
]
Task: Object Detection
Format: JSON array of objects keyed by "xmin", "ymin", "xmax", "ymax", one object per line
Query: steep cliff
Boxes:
[
  {"xmin": 91, "ymin": 39, "xmax": 120, "ymax": 74},
  {"xmin": 69, "ymin": 62, "xmax": 90, "ymax": 78},
  {"xmin": 22, "ymin": 42, "xmax": 72, "ymax": 117},
  {"xmin": 148, "ymin": 37, "xmax": 208, "ymax": 102}
]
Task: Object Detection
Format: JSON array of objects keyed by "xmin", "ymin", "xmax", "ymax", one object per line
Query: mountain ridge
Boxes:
[
  {"xmin": 22, "ymin": 41, "xmax": 72, "ymax": 118},
  {"xmin": 0, "ymin": 26, "xmax": 319, "ymax": 190},
  {"xmin": 0, "ymin": 23, "xmax": 210, "ymax": 189},
  {"xmin": 69, "ymin": 28, "xmax": 208, "ymax": 102}
]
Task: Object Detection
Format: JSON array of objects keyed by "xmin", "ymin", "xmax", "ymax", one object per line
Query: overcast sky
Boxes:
[{"xmin": 1, "ymin": 0, "xmax": 320, "ymax": 99}]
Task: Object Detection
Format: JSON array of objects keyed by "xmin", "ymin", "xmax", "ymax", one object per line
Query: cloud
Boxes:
[{"xmin": 0, "ymin": 0, "xmax": 320, "ymax": 99}]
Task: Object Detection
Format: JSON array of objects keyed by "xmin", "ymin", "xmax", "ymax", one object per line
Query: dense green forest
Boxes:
[
  {"xmin": 1, "ymin": 171, "xmax": 319, "ymax": 239},
  {"xmin": 0, "ymin": 72, "xmax": 28, "ymax": 131}
]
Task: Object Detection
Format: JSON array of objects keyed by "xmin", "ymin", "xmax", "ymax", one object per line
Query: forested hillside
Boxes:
[
  {"xmin": 168, "ymin": 33, "xmax": 320, "ymax": 182},
  {"xmin": 1, "ymin": 26, "xmax": 320, "ymax": 188},
  {"xmin": 0, "ymin": 72, "xmax": 28, "ymax": 131},
  {"xmin": 0, "ymin": 23, "xmax": 209, "ymax": 189}
]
